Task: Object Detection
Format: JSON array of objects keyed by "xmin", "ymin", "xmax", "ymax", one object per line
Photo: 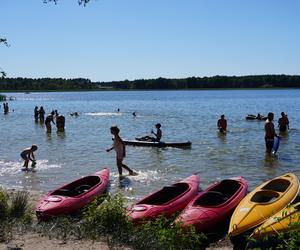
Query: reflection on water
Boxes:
[
  {"xmin": 263, "ymin": 154, "xmax": 280, "ymax": 168},
  {"xmin": 1, "ymin": 90, "xmax": 300, "ymax": 200}
]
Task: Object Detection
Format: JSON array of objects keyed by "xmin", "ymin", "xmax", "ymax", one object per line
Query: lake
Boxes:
[{"xmin": 1, "ymin": 90, "xmax": 300, "ymax": 201}]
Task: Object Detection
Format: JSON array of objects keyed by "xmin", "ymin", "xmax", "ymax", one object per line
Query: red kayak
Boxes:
[
  {"xmin": 174, "ymin": 177, "xmax": 248, "ymax": 232},
  {"xmin": 35, "ymin": 168, "xmax": 109, "ymax": 220},
  {"xmin": 127, "ymin": 174, "xmax": 200, "ymax": 223}
]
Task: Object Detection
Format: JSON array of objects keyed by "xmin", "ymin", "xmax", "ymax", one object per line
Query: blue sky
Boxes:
[{"xmin": 1, "ymin": 0, "xmax": 300, "ymax": 82}]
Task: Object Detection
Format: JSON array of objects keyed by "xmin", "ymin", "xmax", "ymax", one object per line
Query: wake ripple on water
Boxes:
[
  {"xmin": 0, "ymin": 159, "xmax": 62, "ymax": 176},
  {"xmin": 110, "ymin": 170, "xmax": 160, "ymax": 186},
  {"xmin": 85, "ymin": 112, "xmax": 122, "ymax": 116}
]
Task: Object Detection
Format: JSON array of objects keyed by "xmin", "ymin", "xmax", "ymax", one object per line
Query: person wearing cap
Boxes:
[{"xmin": 278, "ymin": 112, "xmax": 289, "ymax": 132}]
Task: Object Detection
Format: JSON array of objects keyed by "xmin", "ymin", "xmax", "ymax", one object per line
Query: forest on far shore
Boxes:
[{"xmin": 0, "ymin": 75, "xmax": 300, "ymax": 91}]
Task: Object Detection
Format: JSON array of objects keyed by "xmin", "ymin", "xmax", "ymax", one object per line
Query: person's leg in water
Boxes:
[
  {"xmin": 265, "ymin": 139, "xmax": 274, "ymax": 154},
  {"xmin": 21, "ymin": 155, "xmax": 29, "ymax": 170},
  {"xmin": 117, "ymin": 158, "xmax": 136, "ymax": 175}
]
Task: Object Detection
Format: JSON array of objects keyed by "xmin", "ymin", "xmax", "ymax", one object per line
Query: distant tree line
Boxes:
[
  {"xmin": 0, "ymin": 78, "xmax": 95, "ymax": 91},
  {"xmin": 0, "ymin": 75, "xmax": 300, "ymax": 91},
  {"xmin": 99, "ymin": 75, "xmax": 300, "ymax": 89}
]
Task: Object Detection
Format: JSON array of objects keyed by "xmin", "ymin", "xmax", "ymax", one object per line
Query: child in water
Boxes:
[
  {"xmin": 20, "ymin": 145, "xmax": 38, "ymax": 170},
  {"xmin": 106, "ymin": 126, "xmax": 137, "ymax": 177}
]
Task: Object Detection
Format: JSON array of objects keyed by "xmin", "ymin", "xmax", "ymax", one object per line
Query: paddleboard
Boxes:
[{"xmin": 272, "ymin": 136, "xmax": 280, "ymax": 155}]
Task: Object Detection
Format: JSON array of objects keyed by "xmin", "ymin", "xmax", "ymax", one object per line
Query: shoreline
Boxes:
[
  {"xmin": 0, "ymin": 189, "xmax": 233, "ymax": 250},
  {"xmin": 0, "ymin": 87, "xmax": 297, "ymax": 93}
]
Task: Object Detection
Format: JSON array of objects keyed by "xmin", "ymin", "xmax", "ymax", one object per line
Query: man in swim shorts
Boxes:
[{"xmin": 265, "ymin": 112, "xmax": 277, "ymax": 153}]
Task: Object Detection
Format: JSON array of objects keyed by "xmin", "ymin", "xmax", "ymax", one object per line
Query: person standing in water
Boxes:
[
  {"xmin": 39, "ymin": 106, "xmax": 45, "ymax": 122},
  {"xmin": 217, "ymin": 115, "xmax": 227, "ymax": 133},
  {"xmin": 106, "ymin": 126, "xmax": 137, "ymax": 177},
  {"xmin": 278, "ymin": 112, "xmax": 289, "ymax": 132},
  {"xmin": 34, "ymin": 106, "xmax": 39, "ymax": 121},
  {"xmin": 56, "ymin": 114, "xmax": 65, "ymax": 132},
  {"xmin": 45, "ymin": 111, "xmax": 55, "ymax": 133},
  {"xmin": 265, "ymin": 112, "xmax": 278, "ymax": 154},
  {"xmin": 20, "ymin": 145, "xmax": 38, "ymax": 170}
]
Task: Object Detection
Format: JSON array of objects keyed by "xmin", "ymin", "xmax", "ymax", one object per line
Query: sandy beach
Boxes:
[
  {"xmin": 0, "ymin": 233, "xmax": 232, "ymax": 250},
  {"xmin": 0, "ymin": 189, "xmax": 233, "ymax": 250}
]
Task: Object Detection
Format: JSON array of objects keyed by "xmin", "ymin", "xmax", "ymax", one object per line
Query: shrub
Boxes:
[
  {"xmin": 0, "ymin": 188, "xmax": 9, "ymax": 221},
  {"xmin": 9, "ymin": 191, "xmax": 30, "ymax": 219}
]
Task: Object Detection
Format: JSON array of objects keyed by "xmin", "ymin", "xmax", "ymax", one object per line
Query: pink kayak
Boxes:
[
  {"xmin": 127, "ymin": 174, "xmax": 200, "ymax": 223},
  {"xmin": 35, "ymin": 168, "xmax": 109, "ymax": 220},
  {"xmin": 175, "ymin": 177, "xmax": 248, "ymax": 232}
]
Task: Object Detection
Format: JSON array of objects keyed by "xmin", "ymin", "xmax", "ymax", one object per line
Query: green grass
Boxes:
[{"xmin": 1, "ymin": 188, "xmax": 299, "ymax": 249}]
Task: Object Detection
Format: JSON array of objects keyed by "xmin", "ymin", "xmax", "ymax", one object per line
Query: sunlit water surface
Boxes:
[{"xmin": 1, "ymin": 90, "xmax": 300, "ymax": 201}]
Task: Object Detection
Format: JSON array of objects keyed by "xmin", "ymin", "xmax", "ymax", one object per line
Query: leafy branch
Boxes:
[
  {"xmin": 0, "ymin": 38, "xmax": 9, "ymax": 78},
  {"xmin": 43, "ymin": 0, "xmax": 91, "ymax": 6}
]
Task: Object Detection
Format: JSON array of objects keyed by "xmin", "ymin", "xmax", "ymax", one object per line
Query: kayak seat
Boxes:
[
  {"xmin": 194, "ymin": 191, "xmax": 228, "ymax": 206},
  {"xmin": 75, "ymin": 184, "xmax": 92, "ymax": 194},
  {"xmin": 251, "ymin": 190, "xmax": 279, "ymax": 203},
  {"xmin": 211, "ymin": 179, "xmax": 241, "ymax": 198},
  {"xmin": 261, "ymin": 179, "xmax": 291, "ymax": 192},
  {"xmin": 53, "ymin": 188, "xmax": 78, "ymax": 197}
]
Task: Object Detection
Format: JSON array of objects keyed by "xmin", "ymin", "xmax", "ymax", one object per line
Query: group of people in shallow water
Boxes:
[
  {"xmin": 216, "ymin": 112, "xmax": 290, "ymax": 154},
  {"xmin": 20, "ymin": 107, "xmax": 290, "ymax": 174},
  {"xmin": 21, "ymin": 107, "xmax": 71, "ymax": 170},
  {"xmin": 34, "ymin": 106, "xmax": 65, "ymax": 133}
]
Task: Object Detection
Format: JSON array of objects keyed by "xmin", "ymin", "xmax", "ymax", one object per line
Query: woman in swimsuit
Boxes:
[{"xmin": 106, "ymin": 126, "xmax": 136, "ymax": 177}]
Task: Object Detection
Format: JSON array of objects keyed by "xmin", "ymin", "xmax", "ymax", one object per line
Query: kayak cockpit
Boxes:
[
  {"xmin": 51, "ymin": 176, "xmax": 101, "ymax": 197},
  {"xmin": 138, "ymin": 183, "xmax": 190, "ymax": 205},
  {"xmin": 261, "ymin": 179, "xmax": 291, "ymax": 192},
  {"xmin": 251, "ymin": 190, "xmax": 279, "ymax": 203},
  {"xmin": 193, "ymin": 179, "xmax": 242, "ymax": 207}
]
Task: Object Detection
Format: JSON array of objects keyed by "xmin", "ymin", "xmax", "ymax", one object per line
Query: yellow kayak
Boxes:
[
  {"xmin": 228, "ymin": 173, "xmax": 299, "ymax": 237},
  {"xmin": 250, "ymin": 201, "xmax": 300, "ymax": 238}
]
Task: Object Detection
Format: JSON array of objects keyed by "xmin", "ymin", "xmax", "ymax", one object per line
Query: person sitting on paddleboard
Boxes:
[
  {"xmin": 265, "ymin": 112, "xmax": 278, "ymax": 154},
  {"xmin": 278, "ymin": 112, "xmax": 289, "ymax": 132},
  {"xmin": 20, "ymin": 145, "xmax": 38, "ymax": 170},
  {"xmin": 106, "ymin": 126, "xmax": 137, "ymax": 177},
  {"xmin": 138, "ymin": 123, "xmax": 162, "ymax": 142},
  {"xmin": 217, "ymin": 115, "xmax": 227, "ymax": 133}
]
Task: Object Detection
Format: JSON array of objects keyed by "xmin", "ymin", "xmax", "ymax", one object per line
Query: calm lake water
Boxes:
[{"xmin": 0, "ymin": 90, "xmax": 300, "ymax": 201}]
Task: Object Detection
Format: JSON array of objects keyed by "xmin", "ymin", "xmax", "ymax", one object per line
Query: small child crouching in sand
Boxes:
[{"xmin": 20, "ymin": 145, "xmax": 38, "ymax": 170}]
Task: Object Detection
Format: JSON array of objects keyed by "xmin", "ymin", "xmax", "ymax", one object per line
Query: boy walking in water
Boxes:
[
  {"xmin": 106, "ymin": 126, "xmax": 137, "ymax": 177},
  {"xmin": 20, "ymin": 145, "xmax": 38, "ymax": 170}
]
